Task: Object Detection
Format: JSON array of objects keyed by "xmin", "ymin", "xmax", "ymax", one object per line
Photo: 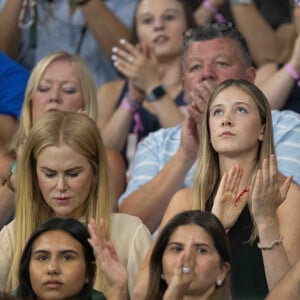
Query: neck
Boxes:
[{"xmin": 157, "ymin": 56, "xmax": 182, "ymax": 87}]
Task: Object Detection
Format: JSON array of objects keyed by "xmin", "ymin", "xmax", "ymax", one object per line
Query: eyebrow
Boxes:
[
  {"xmin": 211, "ymin": 101, "xmax": 251, "ymax": 109},
  {"xmin": 167, "ymin": 241, "xmax": 210, "ymax": 248},
  {"xmin": 32, "ymin": 249, "xmax": 79, "ymax": 256},
  {"xmin": 39, "ymin": 166, "xmax": 83, "ymax": 172}
]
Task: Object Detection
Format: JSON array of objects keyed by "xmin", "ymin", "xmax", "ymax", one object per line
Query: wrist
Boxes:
[
  {"xmin": 230, "ymin": 0, "xmax": 253, "ymax": 5},
  {"xmin": 284, "ymin": 63, "xmax": 300, "ymax": 87},
  {"xmin": 202, "ymin": 0, "xmax": 226, "ymax": 23},
  {"xmin": 120, "ymin": 93, "xmax": 141, "ymax": 114}
]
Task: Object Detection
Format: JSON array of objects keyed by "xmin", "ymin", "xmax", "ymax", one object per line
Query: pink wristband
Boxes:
[
  {"xmin": 120, "ymin": 95, "xmax": 140, "ymax": 114},
  {"xmin": 203, "ymin": 0, "xmax": 226, "ymax": 24},
  {"xmin": 285, "ymin": 63, "xmax": 300, "ymax": 87}
]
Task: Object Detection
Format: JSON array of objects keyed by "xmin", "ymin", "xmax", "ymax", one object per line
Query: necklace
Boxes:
[{"xmin": 234, "ymin": 187, "xmax": 249, "ymax": 206}]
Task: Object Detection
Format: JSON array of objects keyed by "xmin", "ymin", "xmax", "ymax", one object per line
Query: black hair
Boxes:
[
  {"xmin": 17, "ymin": 217, "xmax": 95, "ymax": 300},
  {"xmin": 145, "ymin": 210, "xmax": 231, "ymax": 300}
]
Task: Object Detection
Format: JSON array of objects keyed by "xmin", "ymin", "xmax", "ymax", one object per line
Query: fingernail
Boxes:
[
  {"xmin": 111, "ymin": 54, "xmax": 117, "ymax": 60},
  {"xmin": 112, "ymin": 47, "xmax": 118, "ymax": 53},
  {"xmin": 119, "ymin": 38, "xmax": 126, "ymax": 45},
  {"xmin": 113, "ymin": 61, "xmax": 118, "ymax": 66}
]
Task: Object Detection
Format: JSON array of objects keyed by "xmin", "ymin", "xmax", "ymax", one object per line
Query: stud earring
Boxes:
[
  {"xmin": 161, "ymin": 274, "xmax": 165, "ymax": 280},
  {"xmin": 216, "ymin": 279, "xmax": 223, "ymax": 286}
]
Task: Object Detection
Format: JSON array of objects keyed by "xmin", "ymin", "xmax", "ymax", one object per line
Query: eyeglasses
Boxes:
[{"xmin": 183, "ymin": 22, "xmax": 235, "ymax": 45}]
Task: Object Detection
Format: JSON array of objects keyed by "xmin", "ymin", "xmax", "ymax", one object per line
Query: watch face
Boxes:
[{"xmin": 146, "ymin": 85, "xmax": 166, "ymax": 102}]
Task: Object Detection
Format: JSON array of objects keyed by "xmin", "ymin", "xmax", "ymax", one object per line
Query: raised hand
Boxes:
[
  {"xmin": 111, "ymin": 39, "xmax": 161, "ymax": 99},
  {"xmin": 88, "ymin": 219, "xmax": 128, "ymax": 295},
  {"xmin": 212, "ymin": 165, "xmax": 248, "ymax": 230},
  {"xmin": 163, "ymin": 238, "xmax": 196, "ymax": 300},
  {"xmin": 251, "ymin": 154, "xmax": 292, "ymax": 225}
]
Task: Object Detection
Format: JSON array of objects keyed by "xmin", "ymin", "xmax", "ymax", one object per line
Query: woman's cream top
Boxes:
[{"xmin": 0, "ymin": 213, "xmax": 152, "ymax": 299}]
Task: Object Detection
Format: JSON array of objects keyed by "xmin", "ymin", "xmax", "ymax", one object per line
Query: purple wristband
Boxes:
[
  {"xmin": 203, "ymin": 0, "xmax": 226, "ymax": 23},
  {"xmin": 285, "ymin": 63, "xmax": 300, "ymax": 87}
]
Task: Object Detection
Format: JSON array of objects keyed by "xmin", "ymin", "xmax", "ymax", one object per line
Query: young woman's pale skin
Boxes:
[
  {"xmin": 162, "ymin": 224, "xmax": 229, "ymax": 299},
  {"xmin": 209, "ymin": 86, "xmax": 264, "ymax": 160},
  {"xmin": 31, "ymin": 60, "xmax": 84, "ymax": 125},
  {"xmin": 29, "ymin": 230, "xmax": 87, "ymax": 300},
  {"xmin": 36, "ymin": 144, "xmax": 95, "ymax": 219}
]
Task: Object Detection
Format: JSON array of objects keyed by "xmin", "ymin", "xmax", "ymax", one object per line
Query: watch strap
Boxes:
[{"xmin": 145, "ymin": 85, "xmax": 167, "ymax": 102}]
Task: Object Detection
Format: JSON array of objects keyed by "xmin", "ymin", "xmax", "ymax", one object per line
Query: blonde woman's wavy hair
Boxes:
[
  {"xmin": 192, "ymin": 79, "xmax": 275, "ymax": 241},
  {"xmin": 7, "ymin": 51, "xmax": 97, "ymax": 158},
  {"xmin": 7, "ymin": 112, "xmax": 113, "ymax": 293}
]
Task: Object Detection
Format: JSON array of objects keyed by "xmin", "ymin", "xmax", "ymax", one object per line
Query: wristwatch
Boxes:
[{"xmin": 145, "ymin": 85, "xmax": 167, "ymax": 102}]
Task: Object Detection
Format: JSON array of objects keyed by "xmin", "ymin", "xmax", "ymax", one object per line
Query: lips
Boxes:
[
  {"xmin": 220, "ymin": 131, "xmax": 235, "ymax": 137},
  {"xmin": 153, "ymin": 35, "xmax": 169, "ymax": 44},
  {"xmin": 44, "ymin": 280, "xmax": 63, "ymax": 289},
  {"xmin": 54, "ymin": 197, "xmax": 70, "ymax": 204}
]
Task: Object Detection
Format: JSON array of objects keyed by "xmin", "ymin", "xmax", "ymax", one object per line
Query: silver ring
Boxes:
[{"xmin": 182, "ymin": 266, "xmax": 191, "ymax": 274}]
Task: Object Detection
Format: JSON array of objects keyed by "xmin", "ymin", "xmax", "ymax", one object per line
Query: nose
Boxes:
[
  {"xmin": 56, "ymin": 175, "xmax": 67, "ymax": 191},
  {"xmin": 201, "ymin": 63, "xmax": 216, "ymax": 82},
  {"xmin": 48, "ymin": 87, "xmax": 61, "ymax": 104},
  {"xmin": 47, "ymin": 258, "xmax": 60, "ymax": 275},
  {"xmin": 153, "ymin": 17, "xmax": 164, "ymax": 30},
  {"xmin": 221, "ymin": 113, "xmax": 233, "ymax": 126}
]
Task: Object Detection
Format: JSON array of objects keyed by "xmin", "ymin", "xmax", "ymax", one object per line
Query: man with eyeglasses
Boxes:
[{"xmin": 118, "ymin": 23, "xmax": 300, "ymax": 235}]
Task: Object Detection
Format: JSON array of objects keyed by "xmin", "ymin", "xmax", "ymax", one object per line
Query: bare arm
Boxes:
[
  {"xmin": 266, "ymin": 259, "xmax": 300, "ymax": 300},
  {"xmin": 255, "ymin": 33, "xmax": 300, "ymax": 110},
  {"xmin": 251, "ymin": 155, "xmax": 300, "ymax": 289},
  {"xmin": 0, "ymin": 115, "xmax": 18, "ymax": 146},
  {"xmin": 79, "ymin": 0, "xmax": 132, "ymax": 59},
  {"xmin": 0, "ymin": 0, "xmax": 22, "ymax": 58},
  {"xmin": 230, "ymin": 2, "xmax": 291, "ymax": 66},
  {"xmin": 119, "ymin": 116, "xmax": 198, "ymax": 233},
  {"xmin": 97, "ymin": 80, "xmax": 132, "ymax": 151}
]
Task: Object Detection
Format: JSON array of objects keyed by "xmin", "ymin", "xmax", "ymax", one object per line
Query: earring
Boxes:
[
  {"xmin": 161, "ymin": 274, "xmax": 165, "ymax": 280},
  {"xmin": 216, "ymin": 279, "xmax": 222, "ymax": 286},
  {"xmin": 85, "ymin": 278, "xmax": 89, "ymax": 283}
]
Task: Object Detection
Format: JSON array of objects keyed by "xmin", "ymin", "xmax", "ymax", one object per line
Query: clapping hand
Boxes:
[
  {"xmin": 212, "ymin": 165, "xmax": 248, "ymax": 230},
  {"xmin": 88, "ymin": 219, "xmax": 128, "ymax": 295},
  {"xmin": 163, "ymin": 238, "xmax": 196, "ymax": 300},
  {"xmin": 251, "ymin": 154, "xmax": 292, "ymax": 225}
]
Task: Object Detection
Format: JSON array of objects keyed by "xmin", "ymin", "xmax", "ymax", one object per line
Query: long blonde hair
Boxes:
[
  {"xmin": 192, "ymin": 79, "xmax": 275, "ymax": 239},
  {"xmin": 6, "ymin": 51, "xmax": 97, "ymax": 158},
  {"xmin": 7, "ymin": 112, "xmax": 113, "ymax": 292}
]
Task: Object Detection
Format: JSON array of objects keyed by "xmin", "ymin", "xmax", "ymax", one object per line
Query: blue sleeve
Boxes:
[
  {"xmin": 273, "ymin": 110, "xmax": 300, "ymax": 185},
  {"xmin": 0, "ymin": 51, "xmax": 29, "ymax": 118},
  {"xmin": 118, "ymin": 133, "xmax": 162, "ymax": 205}
]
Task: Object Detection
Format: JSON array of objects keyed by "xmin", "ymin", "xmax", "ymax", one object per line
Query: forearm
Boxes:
[
  {"xmin": 230, "ymin": 3, "xmax": 281, "ymax": 66},
  {"xmin": 256, "ymin": 65, "xmax": 295, "ymax": 110},
  {"xmin": 149, "ymin": 95, "xmax": 185, "ymax": 128},
  {"xmin": 119, "ymin": 149, "xmax": 194, "ymax": 233},
  {"xmin": 0, "ymin": 0, "xmax": 22, "ymax": 58},
  {"xmin": 266, "ymin": 260, "xmax": 300, "ymax": 300},
  {"xmin": 79, "ymin": 0, "xmax": 131, "ymax": 58},
  {"xmin": 101, "ymin": 107, "xmax": 134, "ymax": 151},
  {"xmin": 0, "ymin": 186, "xmax": 15, "ymax": 230},
  {"xmin": 256, "ymin": 219, "xmax": 291, "ymax": 289}
]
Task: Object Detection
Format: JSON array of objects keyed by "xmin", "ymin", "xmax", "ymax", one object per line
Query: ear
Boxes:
[
  {"xmin": 258, "ymin": 124, "xmax": 265, "ymax": 142},
  {"xmin": 246, "ymin": 66, "xmax": 256, "ymax": 83},
  {"xmin": 217, "ymin": 262, "xmax": 230, "ymax": 283}
]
